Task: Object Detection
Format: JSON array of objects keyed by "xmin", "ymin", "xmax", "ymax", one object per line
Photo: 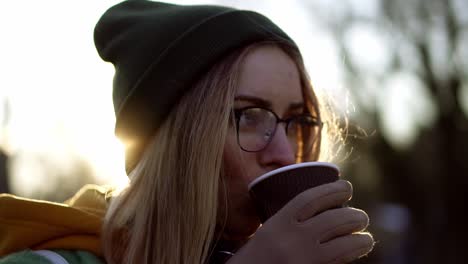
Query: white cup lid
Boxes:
[{"xmin": 248, "ymin": 161, "xmax": 340, "ymax": 190}]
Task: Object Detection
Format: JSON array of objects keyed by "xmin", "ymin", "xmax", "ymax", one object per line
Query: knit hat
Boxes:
[{"xmin": 94, "ymin": 0, "xmax": 298, "ymax": 174}]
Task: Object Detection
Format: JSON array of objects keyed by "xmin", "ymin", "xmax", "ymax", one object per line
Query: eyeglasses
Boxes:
[{"xmin": 233, "ymin": 107, "xmax": 322, "ymax": 157}]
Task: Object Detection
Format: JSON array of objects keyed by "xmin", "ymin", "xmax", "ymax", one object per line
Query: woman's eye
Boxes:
[{"xmin": 242, "ymin": 113, "xmax": 258, "ymax": 125}]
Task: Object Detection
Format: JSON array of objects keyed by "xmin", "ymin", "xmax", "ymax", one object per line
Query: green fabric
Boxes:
[
  {"xmin": 0, "ymin": 250, "xmax": 51, "ymax": 264},
  {"xmin": 55, "ymin": 250, "xmax": 105, "ymax": 264},
  {"xmin": 0, "ymin": 250, "xmax": 105, "ymax": 264}
]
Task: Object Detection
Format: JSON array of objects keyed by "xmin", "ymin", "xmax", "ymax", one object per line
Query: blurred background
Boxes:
[{"xmin": 1, "ymin": 0, "xmax": 467, "ymax": 263}]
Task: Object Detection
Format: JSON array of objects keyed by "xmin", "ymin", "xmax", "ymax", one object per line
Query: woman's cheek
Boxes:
[
  {"xmin": 223, "ymin": 176, "xmax": 261, "ymax": 240},
  {"xmin": 222, "ymin": 131, "xmax": 262, "ymax": 239}
]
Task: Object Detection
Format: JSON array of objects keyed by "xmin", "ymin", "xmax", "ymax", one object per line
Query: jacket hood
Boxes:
[{"xmin": 0, "ymin": 184, "xmax": 109, "ymax": 257}]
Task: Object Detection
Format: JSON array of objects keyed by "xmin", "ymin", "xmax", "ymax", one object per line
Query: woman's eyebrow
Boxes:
[
  {"xmin": 234, "ymin": 95, "xmax": 271, "ymax": 108},
  {"xmin": 288, "ymin": 102, "xmax": 304, "ymax": 111},
  {"xmin": 235, "ymin": 95, "xmax": 305, "ymax": 111}
]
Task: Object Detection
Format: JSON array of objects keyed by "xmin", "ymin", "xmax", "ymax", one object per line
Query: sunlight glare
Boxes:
[{"xmin": 379, "ymin": 71, "xmax": 437, "ymax": 149}]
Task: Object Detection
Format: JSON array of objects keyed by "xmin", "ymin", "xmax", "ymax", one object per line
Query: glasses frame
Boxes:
[{"xmin": 233, "ymin": 106, "xmax": 323, "ymax": 153}]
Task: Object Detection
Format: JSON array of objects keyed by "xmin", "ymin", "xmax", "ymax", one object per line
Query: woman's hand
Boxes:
[{"xmin": 227, "ymin": 180, "xmax": 374, "ymax": 264}]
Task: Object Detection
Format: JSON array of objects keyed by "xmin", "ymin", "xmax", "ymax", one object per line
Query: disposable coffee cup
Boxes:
[{"xmin": 248, "ymin": 162, "xmax": 340, "ymax": 223}]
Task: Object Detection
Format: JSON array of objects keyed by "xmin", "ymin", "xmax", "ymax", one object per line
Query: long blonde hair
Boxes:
[{"xmin": 102, "ymin": 41, "xmax": 343, "ymax": 264}]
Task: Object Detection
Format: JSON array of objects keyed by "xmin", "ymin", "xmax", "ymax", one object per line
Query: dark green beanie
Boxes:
[{"xmin": 94, "ymin": 0, "xmax": 298, "ymax": 174}]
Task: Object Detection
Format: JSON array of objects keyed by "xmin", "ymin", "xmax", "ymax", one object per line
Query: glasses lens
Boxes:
[
  {"xmin": 237, "ymin": 108, "xmax": 276, "ymax": 152},
  {"xmin": 287, "ymin": 116, "xmax": 321, "ymax": 157}
]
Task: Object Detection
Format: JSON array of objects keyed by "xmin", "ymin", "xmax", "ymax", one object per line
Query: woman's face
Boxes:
[{"xmin": 221, "ymin": 45, "xmax": 305, "ymax": 241}]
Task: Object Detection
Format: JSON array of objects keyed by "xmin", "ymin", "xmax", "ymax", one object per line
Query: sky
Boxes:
[{"xmin": 0, "ymin": 0, "xmax": 451, "ymax": 196}]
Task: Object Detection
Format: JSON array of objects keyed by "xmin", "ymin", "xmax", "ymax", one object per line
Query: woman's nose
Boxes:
[{"xmin": 259, "ymin": 125, "xmax": 295, "ymax": 168}]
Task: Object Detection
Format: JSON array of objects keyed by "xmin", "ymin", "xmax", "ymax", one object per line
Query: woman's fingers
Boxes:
[
  {"xmin": 281, "ymin": 180, "xmax": 352, "ymax": 222},
  {"xmin": 320, "ymin": 232, "xmax": 375, "ymax": 263},
  {"xmin": 238, "ymin": 179, "xmax": 374, "ymax": 264},
  {"xmin": 304, "ymin": 207, "xmax": 369, "ymax": 243}
]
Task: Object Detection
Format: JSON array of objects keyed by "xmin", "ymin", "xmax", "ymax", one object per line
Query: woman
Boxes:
[{"xmin": 0, "ymin": 1, "xmax": 373, "ymax": 263}]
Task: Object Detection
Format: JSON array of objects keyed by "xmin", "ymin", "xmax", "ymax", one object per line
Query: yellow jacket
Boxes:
[{"xmin": 0, "ymin": 185, "xmax": 108, "ymax": 258}]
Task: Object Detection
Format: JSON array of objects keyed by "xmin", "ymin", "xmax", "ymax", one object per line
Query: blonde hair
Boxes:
[{"xmin": 102, "ymin": 41, "xmax": 344, "ymax": 264}]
